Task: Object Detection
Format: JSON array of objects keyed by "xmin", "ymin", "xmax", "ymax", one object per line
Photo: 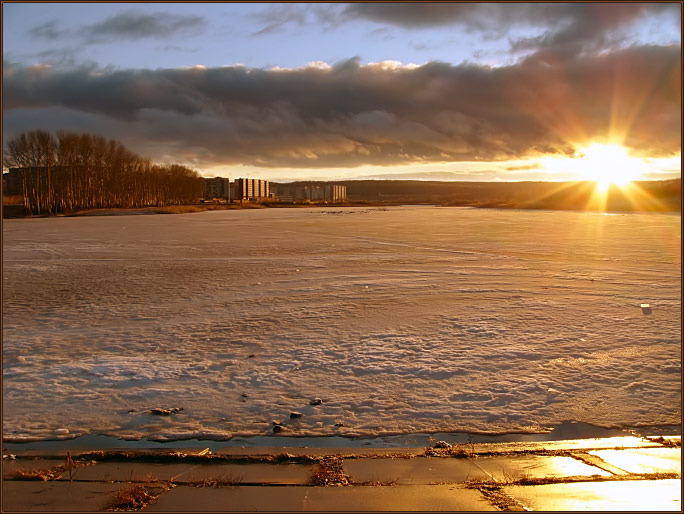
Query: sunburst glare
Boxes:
[
  {"xmin": 539, "ymin": 143, "xmax": 650, "ymax": 194},
  {"xmin": 574, "ymin": 143, "xmax": 643, "ymax": 192}
]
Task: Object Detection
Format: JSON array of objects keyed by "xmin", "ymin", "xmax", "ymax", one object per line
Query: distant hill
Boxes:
[{"xmin": 276, "ymin": 179, "xmax": 681, "ymax": 212}]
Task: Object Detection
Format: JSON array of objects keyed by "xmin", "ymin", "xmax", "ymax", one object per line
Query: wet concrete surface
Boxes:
[
  {"xmin": 144, "ymin": 484, "xmax": 498, "ymax": 512},
  {"xmin": 344, "ymin": 457, "xmax": 491, "ymax": 484},
  {"xmin": 466, "ymin": 454, "xmax": 612, "ymax": 481},
  {"xmin": 503, "ymin": 479, "xmax": 681, "ymax": 511},
  {"xmin": 2, "ymin": 435, "xmax": 680, "ymax": 511},
  {"xmin": 55, "ymin": 461, "xmax": 314, "ymax": 484},
  {"xmin": 2, "ymin": 481, "xmax": 124, "ymax": 512},
  {"xmin": 587, "ymin": 447, "xmax": 682, "ymax": 474}
]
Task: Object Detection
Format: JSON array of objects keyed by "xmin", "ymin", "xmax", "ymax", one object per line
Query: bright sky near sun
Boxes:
[{"xmin": 2, "ymin": 2, "xmax": 682, "ymax": 182}]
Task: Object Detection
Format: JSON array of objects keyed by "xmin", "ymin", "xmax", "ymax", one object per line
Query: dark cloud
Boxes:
[
  {"xmin": 250, "ymin": 4, "xmax": 313, "ymax": 36},
  {"xmin": 344, "ymin": 3, "xmax": 680, "ymax": 55},
  {"xmin": 251, "ymin": 3, "xmax": 340, "ymax": 36},
  {"xmin": 3, "ymin": 44, "xmax": 680, "ymax": 169},
  {"xmin": 510, "ymin": 3, "xmax": 681, "ymax": 56},
  {"xmin": 343, "ymin": 3, "xmax": 513, "ymax": 30},
  {"xmin": 29, "ymin": 21, "xmax": 65, "ymax": 39},
  {"xmin": 82, "ymin": 11, "xmax": 206, "ymax": 43},
  {"xmin": 26, "ymin": 11, "xmax": 207, "ymax": 45},
  {"xmin": 344, "ymin": 3, "xmax": 680, "ymax": 31}
]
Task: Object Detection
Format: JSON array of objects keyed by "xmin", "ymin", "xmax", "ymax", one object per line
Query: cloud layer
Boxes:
[
  {"xmin": 4, "ymin": 40, "xmax": 680, "ymax": 170},
  {"xmin": 4, "ymin": 3, "xmax": 681, "ymax": 172}
]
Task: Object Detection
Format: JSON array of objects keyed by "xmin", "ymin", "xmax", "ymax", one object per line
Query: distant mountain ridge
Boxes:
[{"xmin": 275, "ymin": 179, "xmax": 682, "ymax": 212}]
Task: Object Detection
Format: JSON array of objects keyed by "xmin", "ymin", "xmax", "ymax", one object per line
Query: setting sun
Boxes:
[{"xmin": 574, "ymin": 144, "xmax": 642, "ymax": 191}]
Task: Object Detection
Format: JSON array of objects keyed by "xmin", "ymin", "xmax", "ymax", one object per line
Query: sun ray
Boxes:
[
  {"xmin": 573, "ymin": 143, "xmax": 643, "ymax": 192},
  {"xmin": 516, "ymin": 180, "xmax": 593, "ymax": 208}
]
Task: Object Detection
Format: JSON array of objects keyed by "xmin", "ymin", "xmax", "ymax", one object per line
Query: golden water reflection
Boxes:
[
  {"xmin": 475, "ymin": 455, "xmax": 611, "ymax": 481},
  {"xmin": 588, "ymin": 448, "xmax": 682, "ymax": 474},
  {"xmin": 505, "ymin": 479, "xmax": 681, "ymax": 511}
]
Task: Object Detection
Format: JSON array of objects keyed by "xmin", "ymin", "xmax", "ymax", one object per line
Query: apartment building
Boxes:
[
  {"xmin": 271, "ymin": 183, "xmax": 347, "ymax": 203},
  {"xmin": 204, "ymin": 177, "xmax": 231, "ymax": 200},
  {"xmin": 233, "ymin": 178, "xmax": 270, "ymax": 201}
]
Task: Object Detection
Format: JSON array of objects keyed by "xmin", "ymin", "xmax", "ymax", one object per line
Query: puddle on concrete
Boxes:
[
  {"xmin": 504, "ymin": 479, "xmax": 681, "ymax": 511},
  {"xmin": 588, "ymin": 448, "xmax": 682, "ymax": 474},
  {"xmin": 472, "ymin": 455, "xmax": 612, "ymax": 481}
]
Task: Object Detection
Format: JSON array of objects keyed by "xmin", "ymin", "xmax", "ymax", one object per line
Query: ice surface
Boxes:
[{"xmin": 2, "ymin": 207, "xmax": 681, "ymax": 442}]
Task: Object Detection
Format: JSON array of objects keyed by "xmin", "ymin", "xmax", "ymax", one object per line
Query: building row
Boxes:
[
  {"xmin": 203, "ymin": 178, "xmax": 347, "ymax": 203},
  {"xmin": 203, "ymin": 177, "xmax": 271, "ymax": 202},
  {"xmin": 268, "ymin": 183, "xmax": 347, "ymax": 203}
]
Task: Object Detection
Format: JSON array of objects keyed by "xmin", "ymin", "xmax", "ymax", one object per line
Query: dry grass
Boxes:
[
  {"xmin": 103, "ymin": 479, "xmax": 173, "ymax": 511},
  {"xmin": 69, "ymin": 203, "xmax": 267, "ymax": 217},
  {"xmin": 13, "ymin": 467, "xmax": 65, "ymax": 481},
  {"xmin": 153, "ymin": 205, "xmax": 205, "ymax": 214},
  {"xmin": 185, "ymin": 472, "xmax": 244, "ymax": 488},
  {"xmin": 12, "ymin": 452, "xmax": 92, "ymax": 482},
  {"xmin": 307, "ymin": 456, "xmax": 351, "ymax": 486},
  {"xmin": 648, "ymin": 436, "xmax": 681, "ymax": 448},
  {"xmin": 103, "ymin": 483, "xmax": 155, "ymax": 511},
  {"xmin": 352, "ymin": 478, "xmax": 399, "ymax": 486},
  {"xmin": 156, "ymin": 203, "xmax": 268, "ymax": 214},
  {"xmin": 474, "ymin": 484, "xmax": 527, "ymax": 511}
]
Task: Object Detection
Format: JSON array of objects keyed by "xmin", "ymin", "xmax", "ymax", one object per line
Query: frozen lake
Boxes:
[{"xmin": 2, "ymin": 206, "xmax": 681, "ymax": 443}]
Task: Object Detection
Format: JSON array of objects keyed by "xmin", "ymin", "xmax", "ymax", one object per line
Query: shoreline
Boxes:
[
  {"xmin": 4, "ymin": 422, "xmax": 681, "ymax": 452},
  {"xmin": 2, "ymin": 200, "xmax": 682, "ymax": 220}
]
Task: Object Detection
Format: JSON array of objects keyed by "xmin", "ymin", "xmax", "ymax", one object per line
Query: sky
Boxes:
[{"xmin": 2, "ymin": 2, "xmax": 682, "ymax": 182}]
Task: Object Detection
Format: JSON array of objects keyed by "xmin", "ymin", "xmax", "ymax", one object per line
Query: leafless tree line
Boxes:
[{"xmin": 4, "ymin": 130, "xmax": 204, "ymax": 215}]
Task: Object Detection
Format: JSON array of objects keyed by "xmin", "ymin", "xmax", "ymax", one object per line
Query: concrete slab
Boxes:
[
  {"xmin": 300, "ymin": 485, "xmax": 497, "ymax": 512},
  {"xmin": 472, "ymin": 455, "xmax": 611, "ymax": 482},
  {"xmin": 503, "ymin": 479, "xmax": 682, "ymax": 511},
  {"xmin": 50, "ymin": 461, "xmax": 313, "ymax": 484},
  {"xmin": 2, "ymin": 481, "xmax": 123, "ymax": 512},
  {"xmin": 587, "ymin": 448, "xmax": 682, "ymax": 474},
  {"xmin": 343, "ymin": 458, "xmax": 490, "ymax": 484},
  {"xmin": 144, "ymin": 485, "xmax": 497, "ymax": 511},
  {"xmin": 143, "ymin": 485, "xmax": 308, "ymax": 512}
]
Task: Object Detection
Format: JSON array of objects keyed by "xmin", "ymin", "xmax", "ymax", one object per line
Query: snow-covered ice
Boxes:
[{"xmin": 2, "ymin": 206, "xmax": 681, "ymax": 442}]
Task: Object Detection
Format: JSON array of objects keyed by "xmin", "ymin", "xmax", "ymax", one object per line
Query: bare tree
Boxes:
[{"xmin": 5, "ymin": 130, "xmax": 204, "ymax": 215}]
